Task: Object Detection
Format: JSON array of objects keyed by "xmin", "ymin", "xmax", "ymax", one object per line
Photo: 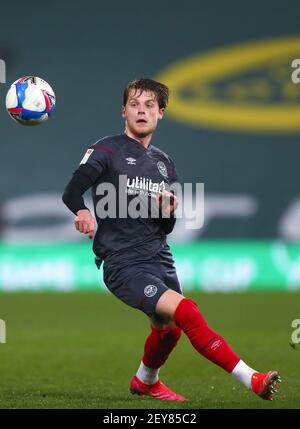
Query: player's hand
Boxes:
[
  {"xmin": 74, "ymin": 209, "xmax": 95, "ymax": 239},
  {"xmin": 157, "ymin": 191, "xmax": 178, "ymax": 217}
]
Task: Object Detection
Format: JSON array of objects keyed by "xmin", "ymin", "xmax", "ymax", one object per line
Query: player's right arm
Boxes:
[
  {"xmin": 75, "ymin": 208, "xmax": 95, "ymax": 239},
  {"xmin": 62, "ymin": 139, "xmax": 114, "ymax": 239},
  {"xmin": 62, "ymin": 163, "xmax": 99, "ymax": 239}
]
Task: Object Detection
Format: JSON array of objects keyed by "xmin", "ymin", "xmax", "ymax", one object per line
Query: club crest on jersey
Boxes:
[
  {"xmin": 144, "ymin": 285, "xmax": 158, "ymax": 297},
  {"xmin": 126, "ymin": 157, "xmax": 136, "ymax": 165},
  {"xmin": 157, "ymin": 161, "xmax": 168, "ymax": 178}
]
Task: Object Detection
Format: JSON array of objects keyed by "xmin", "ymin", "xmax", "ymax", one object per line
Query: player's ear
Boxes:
[
  {"xmin": 122, "ymin": 106, "xmax": 126, "ymax": 118},
  {"xmin": 158, "ymin": 107, "xmax": 165, "ymax": 120}
]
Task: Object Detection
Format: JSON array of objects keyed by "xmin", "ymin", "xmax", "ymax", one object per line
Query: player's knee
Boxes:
[{"xmin": 155, "ymin": 289, "xmax": 185, "ymax": 320}]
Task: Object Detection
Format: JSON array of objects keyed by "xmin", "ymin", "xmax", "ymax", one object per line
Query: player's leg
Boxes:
[
  {"xmin": 156, "ymin": 289, "xmax": 282, "ymax": 400},
  {"xmin": 128, "ymin": 280, "xmax": 186, "ymax": 400},
  {"xmin": 131, "ymin": 301, "xmax": 186, "ymax": 401},
  {"xmin": 103, "ymin": 264, "xmax": 186, "ymax": 400},
  {"xmin": 135, "ymin": 317, "xmax": 181, "ymax": 386},
  {"xmin": 131, "ymin": 315, "xmax": 186, "ymax": 401},
  {"xmin": 134, "ymin": 266, "xmax": 183, "ymax": 387}
]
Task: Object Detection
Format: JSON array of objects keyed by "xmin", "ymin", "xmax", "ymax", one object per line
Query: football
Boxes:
[{"xmin": 5, "ymin": 76, "xmax": 56, "ymax": 126}]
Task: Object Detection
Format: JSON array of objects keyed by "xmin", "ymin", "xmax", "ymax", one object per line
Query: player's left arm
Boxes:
[
  {"xmin": 157, "ymin": 157, "xmax": 179, "ymax": 234},
  {"xmin": 157, "ymin": 191, "xmax": 178, "ymax": 217}
]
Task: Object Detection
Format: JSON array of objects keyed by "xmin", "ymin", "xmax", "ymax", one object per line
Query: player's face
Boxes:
[{"xmin": 122, "ymin": 90, "xmax": 164, "ymax": 138}]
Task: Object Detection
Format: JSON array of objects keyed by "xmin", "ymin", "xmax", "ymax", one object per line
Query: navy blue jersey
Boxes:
[{"xmin": 64, "ymin": 133, "xmax": 178, "ymax": 266}]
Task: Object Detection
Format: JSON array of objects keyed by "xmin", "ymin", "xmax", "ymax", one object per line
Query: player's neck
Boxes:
[{"xmin": 124, "ymin": 129, "xmax": 152, "ymax": 149}]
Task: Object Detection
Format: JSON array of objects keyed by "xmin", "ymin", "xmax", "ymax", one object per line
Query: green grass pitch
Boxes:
[{"xmin": 0, "ymin": 291, "xmax": 299, "ymax": 409}]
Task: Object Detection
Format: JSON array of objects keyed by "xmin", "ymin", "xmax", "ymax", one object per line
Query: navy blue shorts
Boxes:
[{"xmin": 102, "ymin": 245, "xmax": 182, "ymax": 317}]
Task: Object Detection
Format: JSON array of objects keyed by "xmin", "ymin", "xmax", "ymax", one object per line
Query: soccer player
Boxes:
[{"xmin": 62, "ymin": 78, "xmax": 281, "ymax": 402}]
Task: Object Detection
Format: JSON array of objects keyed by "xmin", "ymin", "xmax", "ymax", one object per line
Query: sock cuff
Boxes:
[{"xmin": 173, "ymin": 298, "xmax": 198, "ymax": 325}]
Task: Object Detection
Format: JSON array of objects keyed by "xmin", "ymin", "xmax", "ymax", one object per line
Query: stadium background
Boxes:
[{"xmin": 0, "ymin": 0, "xmax": 299, "ymax": 409}]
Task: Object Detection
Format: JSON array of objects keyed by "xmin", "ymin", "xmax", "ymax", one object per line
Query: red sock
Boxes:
[
  {"xmin": 173, "ymin": 298, "xmax": 240, "ymax": 373},
  {"xmin": 142, "ymin": 325, "xmax": 182, "ymax": 369}
]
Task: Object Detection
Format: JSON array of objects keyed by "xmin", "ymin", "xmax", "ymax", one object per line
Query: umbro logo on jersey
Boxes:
[{"xmin": 126, "ymin": 157, "xmax": 136, "ymax": 165}]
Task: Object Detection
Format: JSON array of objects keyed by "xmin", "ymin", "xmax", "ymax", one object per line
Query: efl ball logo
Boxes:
[{"xmin": 5, "ymin": 76, "xmax": 56, "ymax": 126}]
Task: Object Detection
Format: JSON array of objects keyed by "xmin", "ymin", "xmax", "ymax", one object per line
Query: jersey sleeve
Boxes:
[
  {"xmin": 159, "ymin": 215, "xmax": 176, "ymax": 235},
  {"xmin": 79, "ymin": 139, "xmax": 115, "ymax": 172},
  {"xmin": 62, "ymin": 138, "xmax": 116, "ymax": 215},
  {"xmin": 62, "ymin": 164, "xmax": 99, "ymax": 214}
]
